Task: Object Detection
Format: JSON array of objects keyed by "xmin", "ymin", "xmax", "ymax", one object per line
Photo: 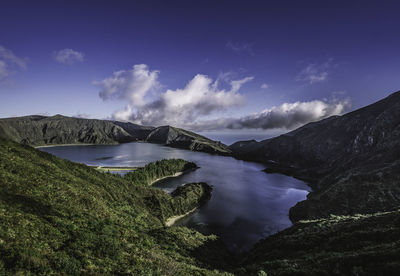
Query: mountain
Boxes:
[
  {"xmin": 146, "ymin": 125, "xmax": 232, "ymax": 155},
  {"xmin": 230, "ymin": 90, "xmax": 400, "ymax": 221},
  {"xmin": 0, "ymin": 115, "xmax": 139, "ymax": 145},
  {"xmin": 0, "ymin": 115, "xmax": 230, "ymax": 155}
]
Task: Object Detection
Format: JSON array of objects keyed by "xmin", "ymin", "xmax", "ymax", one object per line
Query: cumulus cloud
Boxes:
[
  {"xmin": 53, "ymin": 49, "xmax": 84, "ymax": 65},
  {"xmin": 0, "ymin": 45, "xmax": 28, "ymax": 83},
  {"xmin": 115, "ymin": 74, "xmax": 250, "ymax": 126},
  {"xmin": 186, "ymin": 99, "xmax": 351, "ymax": 131},
  {"xmin": 296, "ymin": 59, "xmax": 334, "ymax": 84},
  {"xmin": 261, "ymin": 83, "xmax": 269, "ymax": 89},
  {"xmin": 94, "ymin": 64, "xmax": 159, "ymax": 107},
  {"xmin": 226, "ymin": 41, "xmax": 254, "ymax": 56},
  {"xmin": 95, "ymin": 64, "xmax": 252, "ymax": 126}
]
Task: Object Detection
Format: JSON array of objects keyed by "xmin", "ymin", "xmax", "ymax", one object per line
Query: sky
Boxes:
[{"xmin": 1, "ymin": 0, "xmax": 400, "ymax": 138}]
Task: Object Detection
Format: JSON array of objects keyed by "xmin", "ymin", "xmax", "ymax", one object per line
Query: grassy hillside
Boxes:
[{"xmin": 0, "ymin": 137, "xmax": 231, "ymax": 275}]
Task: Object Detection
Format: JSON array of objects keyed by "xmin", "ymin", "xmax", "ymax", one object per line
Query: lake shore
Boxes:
[
  {"xmin": 165, "ymin": 207, "xmax": 197, "ymax": 227},
  {"xmin": 150, "ymin": 167, "xmax": 199, "ymax": 185},
  {"xmin": 150, "ymin": 171, "xmax": 184, "ymax": 185}
]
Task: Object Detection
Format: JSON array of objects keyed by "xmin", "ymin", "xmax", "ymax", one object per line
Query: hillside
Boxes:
[
  {"xmin": 0, "ymin": 137, "xmax": 231, "ymax": 275},
  {"xmin": 0, "ymin": 115, "xmax": 231, "ymax": 155},
  {"xmin": 230, "ymin": 90, "xmax": 400, "ymax": 221},
  {"xmin": 242, "ymin": 209, "xmax": 400, "ymax": 275},
  {"xmin": 1, "ymin": 137, "xmax": 399, "ymax": 275},
  {"xmin": 146, "ymin": 125, "xmax": 232, "ymax": 155}
]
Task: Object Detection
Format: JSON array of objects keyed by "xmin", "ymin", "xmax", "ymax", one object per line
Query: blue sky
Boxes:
[{"xmin": 1, "ymin": 0, "xmax": 400, "ymax": 134}]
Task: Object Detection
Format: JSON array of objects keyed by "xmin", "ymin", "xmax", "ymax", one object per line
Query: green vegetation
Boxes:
[
  {"xmin": 242, "ymin": 209, "xmax": 400, "ymax": 275},
  {"xmin": 0, "ymin": 137, "xmax": 231, "ymax": 275},
  {"xmin": 124, "ymin": 159, "xmax": 198, "ymax": 186},
  {"xmin": 1, "ymin": 136, "xmax": 399, "ymax": 275}
]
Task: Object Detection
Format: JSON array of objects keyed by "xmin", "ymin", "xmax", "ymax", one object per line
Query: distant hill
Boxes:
[
  {"xmin": 0, "ymin": 115, "xmax": 230, "ymax": 155},
  {"xmin": 230, "ymin": 90, "xmax": 400, "ymax": 221},
  {"xmin": 146, "ymin": 125, "xmax": 232, "ymax": 155}
]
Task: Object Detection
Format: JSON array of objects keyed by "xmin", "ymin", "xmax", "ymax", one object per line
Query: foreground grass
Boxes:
[{"xmin": 0, "ymin": 137, "xmax": 232, "ymax": 275}]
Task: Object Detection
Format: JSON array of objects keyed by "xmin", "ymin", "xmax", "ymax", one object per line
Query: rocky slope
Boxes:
[
  {"xmin": 146, "ymin": 125, "xmax": 232, "ymax": 155},
  {"xmin": 230, "ymin": 90, "xmax": 400, "ymax": 221},
  {"xmin": 0, "ymin": 115, "xmax": 230, "ymax": 155}
]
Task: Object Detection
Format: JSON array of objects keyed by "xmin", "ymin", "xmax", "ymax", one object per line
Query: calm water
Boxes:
[{"xmin": 40, "ymin": 142, "xmax": 310, "ymax": 252}]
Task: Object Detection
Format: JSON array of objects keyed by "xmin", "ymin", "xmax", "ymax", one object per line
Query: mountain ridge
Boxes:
[{"xmin": 0, "ymin": 115, "xmax": 230, "ymax": 155}]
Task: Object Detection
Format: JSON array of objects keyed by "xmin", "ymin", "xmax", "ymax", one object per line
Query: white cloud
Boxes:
[
  {"xmin": 0, "ymin": 45, "xmax": 28, "ymax": 83},
  {"xmin": 226, "ymin": 41, "xmax": 254, "ymax": 56},
  {"xmin": 94, "ymin": 64, "xmax": 159, "ymax": 108},
  {"xmin": 296, "ymin": 59, "xmax": 334, "ymax": 84},
  {"xmin": 53, "ymin": 49, "xmax": 84, "ymax": 65},
  {"xmin": 96, "ymin": 64, "xmax": 252, "ymax": 126},
  {"xmin": 186, "ymin": 99, "xmax": 351, "ymax": 131},
  {"xmin": 261, "ymin": 83, "xmax": 269, "ymax": 89},
  {"xmin": 115, "ymin": 74, "xmax": 250, "ymax": 126}
]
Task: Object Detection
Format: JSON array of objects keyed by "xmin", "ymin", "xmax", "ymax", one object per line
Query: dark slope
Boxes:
[
  {"xmin": 146, "ymin": 125, "xmax": 232, "ymax": 155},
  {"xmin": 230, "ymin": 90, "xmax": 400, "ymax": 220},
  {"xmin": 0, "ymin": 137, "xmax": 230, "ymax": 275},
  {"xmin": 243, "ymin": 209, "xmax": 400, "ymax": 276}
]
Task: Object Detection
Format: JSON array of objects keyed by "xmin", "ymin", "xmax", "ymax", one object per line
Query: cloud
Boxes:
[
  {"xmin": 115, "ymin": 74, "xmax": 251, "ymax": 126},
  {"xmin": 261, "ymin": 83, "xmax": 269, "ymax": 89},
  {"xmin": 96, "ymin": 64, "xmax": 252, "ymax": 126},
  {"xmin": 97, "ymin": 64, "xmax": 350, "ymax": 132},
  {"xmin": 0, "ymin": 45, "xmax": 28, "ymax": 83},
  {"xmin": 53, "ymin": 49, "xmax": 84, "ymax": 65},
  {"xmin": 183, "ymin": 99, "xmax": 351, "ymax": 131},
  {"xmin": 226, "ymin": 41, "xmax": 254, "ymax": 56},
  {"xmin": 94, "ymin": 64, "xmax": 159, "ymax": 107},
  {"xmin": 296, "ymin": 59, "xmax": 334, "ymax": 84}
]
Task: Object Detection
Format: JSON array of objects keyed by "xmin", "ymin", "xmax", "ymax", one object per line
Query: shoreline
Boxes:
[
  {"xmin": 150, "ymin": 167, "xmax": 198, "ymax": 186},
  {"xmin": 165, "ymin": 207, "xmax": 197, "ymax": 227},
  {"xmin": 150, "ymin": 171, "xmax": 184, "ymax": 185}
]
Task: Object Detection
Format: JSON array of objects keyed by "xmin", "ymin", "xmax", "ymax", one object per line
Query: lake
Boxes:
[{"xmin": 40, "ymin": 142, "xmax": 310, "ymax": 252}]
